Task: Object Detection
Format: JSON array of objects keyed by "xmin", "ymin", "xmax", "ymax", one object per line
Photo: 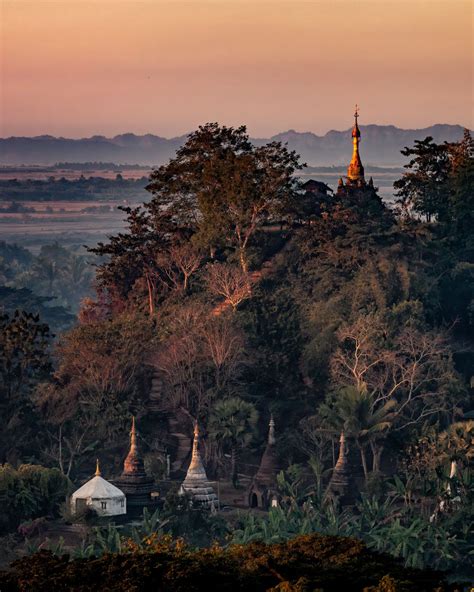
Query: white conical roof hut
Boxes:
[
  {"xmin": 71, "ymin": 460, "xmax": 126, "ymax": 516},
  {"xmin": 179, "ymin": 422, "xmax": 218, "ymax": 509}
]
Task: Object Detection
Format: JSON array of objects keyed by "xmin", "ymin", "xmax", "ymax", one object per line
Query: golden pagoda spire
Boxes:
[
  {"xmin": 95, "ymin": 458, "xmax": 101, "ymax": 477},
  {"xmin": 123, "ymin": 415, "xmax": 145, "ymax": 474},
  {"xmin": 347, "ymin": 104, "xmax": 365, "ymax": 184}
]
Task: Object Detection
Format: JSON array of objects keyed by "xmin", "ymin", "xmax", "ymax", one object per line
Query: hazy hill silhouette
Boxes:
[{"xmin": 0, "ymin": 124, "xmax": 467, "ymax": 166}]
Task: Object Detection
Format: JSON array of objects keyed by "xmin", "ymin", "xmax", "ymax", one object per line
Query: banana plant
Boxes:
[{"xmin": 91, "ymin": 524, "xmax": 124, "ymax": 554}]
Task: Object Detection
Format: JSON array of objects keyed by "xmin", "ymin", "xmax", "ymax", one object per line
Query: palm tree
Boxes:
[
  {"xmin": 438, "ymin": 420, "xmax": 474, "ymax": 464},
  {"xmin": 323, "ymin": 386, "xmax": 396, "ymax": 480},
  {"xmin": 208, "ymin": 397, "xmax": 258, "ymax": 487}
]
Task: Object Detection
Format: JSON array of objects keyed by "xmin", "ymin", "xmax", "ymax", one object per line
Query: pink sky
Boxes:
[{"xmin": 1, "ymin": 0, "xmax": 472, "ymax": 137}]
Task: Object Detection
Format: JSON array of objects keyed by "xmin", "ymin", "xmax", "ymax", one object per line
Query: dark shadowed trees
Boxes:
[
  {"xmin": 0, "ymin": 311, "xmax": 51, "ymax": 463},
  {"xmin": 209, "ymin": 396, "xmax": 258, "ymax": 486}
]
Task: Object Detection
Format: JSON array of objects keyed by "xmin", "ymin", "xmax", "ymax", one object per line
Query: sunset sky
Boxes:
[{"xmin": 1, "ymin": 0, "xmax": 472, "ymax": 138}]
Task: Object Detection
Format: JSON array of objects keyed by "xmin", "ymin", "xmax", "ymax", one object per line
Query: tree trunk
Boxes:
[
  {"xmin": 357, "ymin": 441, "xmax": 368, "ymax": 481},
  {"xmin": 231, "ymin": 446, "xmax": 238, "ymax": 488},
  {"xmin": 239, "ymin": 248, "xmax": 248, "ymax": 274},
  {"xmin": 58, "ymin": 425, "xmax": 64, "ymax": 474},
  {"xmin": 145, "ymin": 275, "xmax": 154, "ymax": 315},
  {"xmin": 371, "ymin": 441, "xmax": 384, "ymax": 473}
]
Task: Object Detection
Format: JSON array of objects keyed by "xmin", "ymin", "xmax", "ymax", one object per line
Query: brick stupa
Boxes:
[{"xmin": 116, "ymin": 417, "xmax": 155, "ymax": 509}]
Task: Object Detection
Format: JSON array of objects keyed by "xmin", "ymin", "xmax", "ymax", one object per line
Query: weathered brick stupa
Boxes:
[
  {"xmin": 325, "ymin": 430, "xmax": 357, "ymax": 505},
  {"xmin": 179, "ymin": 422, "xmax": 218, "ymax": 509},
  {"xmin": 248, "ymin": 415, "xmax": 280, "ymax": 509},
  {"xmin": 115, "ymin": 417, "xmax": 155, "ymax": 511}
]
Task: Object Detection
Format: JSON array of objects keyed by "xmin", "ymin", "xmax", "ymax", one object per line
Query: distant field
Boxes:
[
  {"xmin": 0, "ymin": 200, "xmax": 129, "ymax": 252},
  {"xmin": 0, "ymin": 167, "xmax": 152, "ymax": 181},
  {"xmin": 0, "ymin": 166, "xmax": 399, "ymax": 252}
]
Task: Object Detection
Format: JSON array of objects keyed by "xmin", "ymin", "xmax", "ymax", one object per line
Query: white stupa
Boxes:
[
  {"xmin": 71, "ymin": 460, "xmax": 126, "ymax": 517},
  {"xmin": 179, "ymin": 422, "xmax": 218, "ymax": 509}
]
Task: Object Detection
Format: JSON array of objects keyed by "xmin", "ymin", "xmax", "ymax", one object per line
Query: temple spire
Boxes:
[
  {"xmin": 268, "ymin": 415, "xmax": 276, "ymax": 445},
  {"xmin": 192, "ymin": 421, "xmax": 199, "ymax": 458},
  {"xmin": 116, "ymin": 416, "xmax": 155, "ymax": 508},
  {"xmin": 347, "ymin": 104, "xmax": 365, "ymax": 185},
  {"xmin": 180, "ymin": 421, "xmax": 218, "ymax": 508},
  {"xmin": 325, "ymin": 430, "xmax": 358, "ymax": 505},
  {"xmin": 95, "ymin": 458, "xmax": 101, "ymax": 477},
  {"xmin": 123, "ymin": 416, "xmax": 145, "ymax": 475},
  {"xmin": 130, "ymin": 416, "xmax": 137, "ymax": 455},
  {"xmin": 185, "ymin": 421, "xmax": 208, "ymax": 481}
]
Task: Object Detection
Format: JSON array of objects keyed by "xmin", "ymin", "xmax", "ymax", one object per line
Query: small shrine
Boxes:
[
  {"xmin": 325, "ymin": 431, "xmax": 356, "ymax": 505},
  {"xmin": 70, "ymin": 460, "xmax": 126, "ymax": 517},
  {"xmin": 115, "ymin": 417, "xmax": 155, "ymax": 511},
  {"xmin": 335, "ymin": 106, "xmax": 383, "ymax": 213},
  {"xmin": 179, "ymin": 422, "xmax": 218, "ymax": 509},
  {"xmin": 248, "ymin": 415, "xmax": 280, "ymax": 510}
]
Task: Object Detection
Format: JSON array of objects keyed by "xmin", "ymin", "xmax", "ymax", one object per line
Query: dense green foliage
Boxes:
[
  {"xmin": 231, "ymin": 466, "xmax": 474, "ymax": 578},
  {"xmin": 0, "ymin": 464, "xmax": 71, "ymax": 534}
]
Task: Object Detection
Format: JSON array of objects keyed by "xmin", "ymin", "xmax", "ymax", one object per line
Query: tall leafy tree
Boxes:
[
  {"xmin": 447, "ymin": 129, "xmax": 474, "ymax": 238},
  {"xmin": 146, "ymin": 123, "xmax": 303, "ymax": 272},
  {"xmin": 394, "ymin": 136, "xmax": 451, "ymax": 222}
]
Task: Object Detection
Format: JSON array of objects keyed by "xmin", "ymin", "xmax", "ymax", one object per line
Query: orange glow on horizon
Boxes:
[{"xmin": 1, "ymin": 0, "xmax": 472, "ymax": 137}]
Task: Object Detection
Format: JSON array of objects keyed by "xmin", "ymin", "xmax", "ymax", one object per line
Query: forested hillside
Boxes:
[{"xmin": 0, "ymin": 124, "xmax": 472, "ymax": 584}]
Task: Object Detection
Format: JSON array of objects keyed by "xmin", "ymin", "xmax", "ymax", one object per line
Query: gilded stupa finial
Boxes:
[
  {"xmin": 95, "ymin": 458, "xmax": 101, "ymax": 477},
  {"xmin": 122, "ymin": 415, "xmax": 146, "ymax": 475},
  {"xmin": 347, "ymin": 104, "xmax": 365, "ymax": 183},
  {"xmin": 352, "ymin": 104, "xmax": 361, "ymax": 138}
]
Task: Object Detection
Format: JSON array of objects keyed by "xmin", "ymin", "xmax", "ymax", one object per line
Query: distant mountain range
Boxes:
[{"xmin": 0, "ymin": 124, "xmax": 468, "ymax": 167}]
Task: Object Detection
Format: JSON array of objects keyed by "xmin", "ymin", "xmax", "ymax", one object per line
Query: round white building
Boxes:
[{"xmin": 71, "ymin": 460, "xmax": 126, "ymax": 517}]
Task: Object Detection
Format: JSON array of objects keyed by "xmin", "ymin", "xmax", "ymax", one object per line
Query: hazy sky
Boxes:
[{"xmin": 1, "ymin": 0, "xmax": 472, "ymax": 138}]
